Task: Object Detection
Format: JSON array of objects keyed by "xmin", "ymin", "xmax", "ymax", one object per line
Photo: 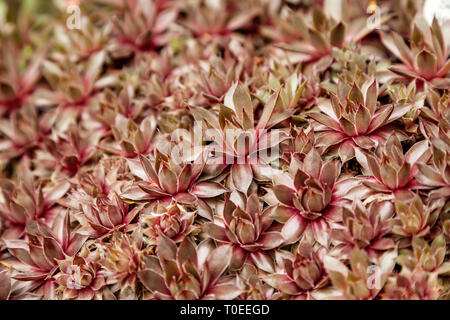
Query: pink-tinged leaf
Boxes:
[
  {"xmin": 138, "ymin": 184, "xmax": 169, "ymax": 198},
  {"xmin": 308, "ymin": 28, "xmax": 329, "ymax": 53},
  {"xmin": 355, "ymin": 148, "xmax": 380, "ymax": 179},
  {"xmin": 416, "ymin": 50, "xmax": 437, "ymax": 79},
  {"xmin": 197, "ymin": 199, "xmax": 213, "ymax": 221},
  {"xmin": 78, "ymin": 288, "xmax": 95, "ymax": 300},
  {"xmin": 206, "ymin": 245, "xmax": 232, "ymax": 286},
  {"xmin": 282, "ymin": 214, "xmax": 306, "ymax": 243},
  {"xmin": 249, "ymin": 251, "xmax": 274, "ymax": 273},
  {"xmin": 226, "ymin": 10, "xmax": 257, "ymax": 30},
  {"xmin": 348, "ymin": 83, "xmax": 364, "ymax": 105},
  {"xmin": 178, "ymin": 165, "xmax": 192, "ymax": 192},
  {"xmin": 231, "ymin": 164, "xmax": 253, "ymax": 193},
  {"xmin": 263, "ymin": 274, "xmax": 299, "ymax": 295},
  {"xmin": 66, "ymin": 233, "xmax": 88, "ymax": 256},
  {"xmin": 159, "ymin": 165, "xmax": 178, "ymax": 195},
  {"xmin": 173, "ymin": 192, "xmax": 197, "ymax": 204},
  {"xmin": 84, "ymin": 51, "xmax": 105, "ymax": 89},
  {"xmin": 315, "ymin": 131, "xmax": 348, "ymax": 147},
  {"xmin": 257, "ymin": 89, "xmax": 280, "ymax": 130},
  {"xmin": 4, "ymin": 240, "xmax": 34, "ymax": 266},
  {"xmin": 331, "ymin": 229, "xmax": 352, "ymax": 243},
  {"xmin": 338, "ymin": 139, "xmax": 356, "ymax": 162},
  {"xmin": 271, "ymin": 205, "xmax": 296, "ymax": 223},
  {"xmin": 436, "ymin": 59, "xmax": 450, "ymax": 77},
  {"xmin": 126, "ymin": 158, "xmax": 148, "ymax": 181},
  {"xmin": 178, "ymin": 237, "xmax": 198, "ymax": 267},
  {"xmin": 339, "ymin": 117, "xmax": 357, "ymax": 137},
  {"xmin": 203, "ymin": 281, "xmax": 242, "ymax": 300},
  {"xmin": 320, "ymin": 160, "xmax": 338, "ymax": 187},
  {"xmin": 30, "ymin": 244, "xmax": 54, "ymax": 270},
  {"xmin": 391, "ymin": 32, "xmax": 414, "ymax": 66},
  {"xmin": 370, "ymin": 238, "xmax": 395, "ymax": 250},
  {"xmin": 224, "ymin": 83, "xmax": 253, "ymax": 129},
  {"xmin": 43, "ymin": 237, "xmax": 64, "ymax": 261},
  {"xmin": 405, "ymin": 140, "xmax": 429, "ymax": 165},
  {"xmin": 388, "ymin": 65, "xmax": 419, "ymax": 78},
  {"xmin": 310, "ymin": 219, "xmax": 330, "ymax": 247},
  {"xmin": 323, "ymin": 205, "xmax": 343, "ymax": 221},
  {"xmin": 121, "ymin": 185, "xmax": 153, "ymax": 201},
  {"xmin": 272, "ymin": 185, "xmax": 296, "ymax": 206},
  {"xmin": 308, "ymin": 112, "xmax": 342, "ymax": 131},
  {"xmin": 0, "ymin": 271, "xmax": 11, "ymax": 300},
  {"xmin": 353, "ymin": 136, "xmax": 376, "ymax": 150},
  {"xmin": 318, "ymin": 98, "xmax": 339, "ymax": 121},
  {"xmin": 157, "ymin": 234, "xmax": 177, "ymax": 261},
  {"xmin": 323, "ymin": 255, "xmax": 348, "ymax": 288},
  {"xmin": 304, "ymin": 149, "xmax": 322, "ymax": 178},
  {"xmin": 380, "ymin": 31, "xmax": 411, "ymax": 66},
  {"xmin": 417, "ymin": 164, "xmax": 445, "ymax": 186},
  {"xmin": 355, "ymin": 106, "xmax": 371, "ymax": 134},
  {"xmin": 154, "ymin": 8, "xmax": 178, "ymax": 33},
  {"xmin": 230, "ymin": 245, "xmax": 247, "ymax": 270},
  {"xmin": 377, "ymin": 250, "xmax": 397, "ymax": 289},
  {"xmin": 330, "ymin": 22, "xmax": 346, "ymax": 47},
  {"xmin": 367, "ymin": 105, "xmax": 393, "ymax": 133},
  {"xmin": 49, "ymin": 211, "xmax": 70, "ymax": 247},
  {"xmin": 190, "ymin": 182, "xmax": 228, "ymax": 198},
  {"xmin": 138, "ymin": 269, "xmax": 171, "ymax": 295},
  {"xmin": 139, "ymin": 154, "xmax": 159, "ymax": 185},
  {"xmin": 380, "ymin": 163, "xmax": 397, "ymax": 189},
  {"xmin": 22, "ymin": 49, "xmax": 46, "ymax": 92},
  {"xmin": 257, "ymin": 231, "xmax": 284, "ymax": 249},
  {"xmin": 388, "ymin": 103, "xmax": 411, "ymax": 122},
  {"xmin": 203, "ymin": 223, "xmax": 229, "ymax": 242},
  {"xmin": 363, "ymin": 78, "xmax": 378, "ymax": 115}
]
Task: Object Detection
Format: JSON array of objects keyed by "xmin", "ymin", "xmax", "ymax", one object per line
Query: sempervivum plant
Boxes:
[
  {"xmin": 330, "ymin": 200, "xmax": 396, "ymax": 260},
  {"xmin": 54, "ymin": 246, "xmax": 107, "ymax": 300},
  {"xmin": 355, "ymin": 134, "xmax": 430, "ymax": 199},
  {"xmin": 140, "ymin": 201, "xmax": 195, "ymax": 245},
  {"xmin": 203, "ymin": 192, "xmax": 284, "ymax": 270},
  {"xmin": 0, "ymin": 42, "xmax": 45, "ymax": 115},
  {"xmin": 123, "ymin": 138, "xmax": 227, "ymax": 206},
  {"xmin": 0, "ymin": 0, "xmax": 449, "ymax": 301},
  {"xmin": 107, "ymin": 0, "xmax": 178, "ymax": 58},
  {"xmin": 138, "ymin": 235, "xmax": 241, "ymax": 300},
  {"xmin": 308, "ymin": 77, "xmax": 411, "ymax": 162},
  {"xmin": 262, "ymin": 241, "xmax": 329, "ymax": 299},
  {"xmin": 273, "ymin": 5, "xmax": 390, "ymax": 69},
  {"xmin": 380, "ymin": 17, "xmax": 450, "ymax": 88},
  {"xmin": 0, "ymin": 162, "xmax": 70, "ymax": 239},
  {"xmin": 268, "ymin": 148, "xmax": 356, "ymax": 246}
]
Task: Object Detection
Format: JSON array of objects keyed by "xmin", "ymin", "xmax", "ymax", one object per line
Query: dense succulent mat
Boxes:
[{"xmin": 0, "ymin": 0, "xmax": 449, "ymax": 300}]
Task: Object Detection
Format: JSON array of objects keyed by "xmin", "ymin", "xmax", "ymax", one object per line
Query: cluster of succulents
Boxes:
[{"xmin": 0, "ymin": 0, "xmax": 449, "ymax": 300}]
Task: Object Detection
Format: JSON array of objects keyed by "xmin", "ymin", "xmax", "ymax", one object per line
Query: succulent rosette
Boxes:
[
  {"xmin": 391, "ymin": 195, "xmax": 441, "ymax": 245},
  {"xmin": 0, "ymin": 162, "xmax": 70, "ymax": 239},
  {"xmin": 331, "ymin": 200, "xmax": 396, "ymax": 260},
  {"xmin": 54, "ymin": 246, "xmax": 106, "ymax": 300},
  {"xmin": 140, "ymin": 201, "xmax": 195, "ymax": 245},
  {"xmin": 122, "ymin": 139, "xmax": 227, "ymax": 207},
  {"xmin": 273, "ymin": 6, "xmax": 390, "ymax": 69},
  {"xmin": 308, "ymin": 78, "xmax": 411, "ymax": 162},
  {"xmin": 380, "ymin": 17, "xmax": 450, "ymax": 88},
  {"xmin": 355, "ymin": 134, "xmax": 430, "ymax": 199},
  {"xmin": 268, "ymin": 148, "xmax": 361, "ymax": 246},
  {"xmin": 262, "ymin": 242, "xmax": 329, "ymax": 299},
  {"xmin": 203, "ymin": 192, "xmax": 284, "ymax": 270},
  {"xmin": 0, "ymin": 42, "xmax": 45, "ymax": 115},
  {"xmin": 138, "ymin": 235, "xmax": 241, "ymax": 300}
]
